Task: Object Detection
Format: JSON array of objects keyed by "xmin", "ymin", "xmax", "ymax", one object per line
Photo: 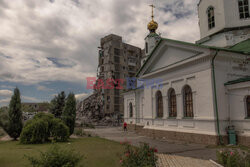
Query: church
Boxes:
[{"xmin": 124, "ymin": 0, "xmax": 250, "ymax": 145}]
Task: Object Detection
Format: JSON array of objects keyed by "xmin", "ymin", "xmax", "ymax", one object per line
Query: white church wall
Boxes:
[
  {"xmin": 224, "ymin": 0, "xmax": 250, "ymax": 28},
  {"xmin": 198, "ymin": 0, "xmax": 250, "ymax": 47},
  {"xmin": 139, "ymin": 57, "xmax": 218, "ymax": 135},
  {"xmin": 213, "ymin": 52, "xmax": 250, "ymax": 135},
  {"xmin": 198, "ymin": 0, "xmax": 226, "ymax": 39},
  {"xmin": 123, "ymin": 92, "xmax": 136, "ymax": 124},
  {"xmin": 227, "ymin": 82, "xmax": 250, "ymax": 137}
]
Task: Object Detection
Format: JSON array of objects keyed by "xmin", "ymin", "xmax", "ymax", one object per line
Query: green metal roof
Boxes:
[
  {"xmin": 230, "ymin": 39, "xmax": 250, "ymax": 53},
  {"xmin": 136, "ymin": 37, "xmax": 250, "ymax": 77},
  {"xmin": 224, "ymin": 76, "xmax": 250, "ymax": 86}
]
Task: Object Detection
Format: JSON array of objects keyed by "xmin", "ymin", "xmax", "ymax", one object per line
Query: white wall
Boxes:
[
  {"xmin": 136, "ymin": 56, "xmax": 219, "ymax": 135},
  {"xmin": 224, "ymin": 0, "xmax": 250, "ymax": 28},
  {"xmin": 199, "ymin": 28, "xmax": 250, "ymax": 47},
  {"xmin": 227, "ymin": 83, "xmax": 250, "ymax": 137},
  {"xmin": 198, "ymin": 0, "xmax": 225, "ymax": 39},
  {"xmin": 123, "ymin": 92, "xmax": 136, "ymax": 124},
  {"xmin": 198, "ymin": 0, "xmax": 250, "ymax": 39},
  {"xmin": 214, "ymin": 51, "xmax": 250, "ymax": 136}
]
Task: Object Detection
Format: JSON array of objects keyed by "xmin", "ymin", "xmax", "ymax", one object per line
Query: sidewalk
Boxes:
[
  {"xmin": 85, "ymin": 126, "xmax": 218, "ymax": 161},
  {"xmin": 157, "ymin": 154, "xmax": 219, "ymax": 167}
]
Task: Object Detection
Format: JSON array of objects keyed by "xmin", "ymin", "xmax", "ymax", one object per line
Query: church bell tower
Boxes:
[
  {"xmin": 142, "ymin": 4, "xmax": 161, "ymax": 65},
  {"xmin": 196, "ymin": 0, "xmax": 250, "ymax": 48}
]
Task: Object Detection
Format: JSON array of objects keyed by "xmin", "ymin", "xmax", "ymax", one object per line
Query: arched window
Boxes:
[
  {"xmin": 246, "ymin": 96, "xmax": 250, "ymax": 118},
  {"xmin": 238, "ymin": 0, "xmax": 250, "ymax": 19},
  {"xmin": 183, "ymin": 85, "xmax": 194, "ymax": 118},
  {"xmin": 168, "ymin": 88, "xmax": 177, "ymax": 117},
  {"xmin": 207, "ymin": 7, "xmax": 215, "ymax": 29},
  {"xmin": 129, "ymin": 102, "xmax": 133, "ymax": 118},
  {"xmin": 156, "ymin": 91, "xmax": 163, "ymax": 118}
]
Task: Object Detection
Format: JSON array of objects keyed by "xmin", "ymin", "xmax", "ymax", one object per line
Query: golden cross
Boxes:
[{"xmin": 149, "ymin": 4, "xmax": 155, "ymax": 20}]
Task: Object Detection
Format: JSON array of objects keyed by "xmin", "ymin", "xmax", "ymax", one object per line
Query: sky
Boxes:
[{"xmin": 0, "ymin": 0, "xmax": 200, "ymax": 107}]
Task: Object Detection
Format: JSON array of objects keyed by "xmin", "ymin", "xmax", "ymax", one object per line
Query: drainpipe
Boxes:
[{"xmin": 211, "ymin": 50, "xmax": 224, "ymax": 145}]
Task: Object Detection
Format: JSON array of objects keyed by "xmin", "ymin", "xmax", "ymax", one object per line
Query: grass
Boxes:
[{"xmin": 0, "ymin": 137, "xmax": 124, "ymax": 167}]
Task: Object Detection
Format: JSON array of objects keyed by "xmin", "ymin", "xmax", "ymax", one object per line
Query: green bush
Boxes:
[
  {"xmin": 119, "ymin": 142, "xmax": 158, "ymax": 167},
  {"xmin": 34, "ymin": 113, "xmax": 54, "ymax": 139},
  {"xmin": 74, "ymin": 128, "xmax": 86, "ymax": 137},
  {"xmin": 217, "ymin": 149, "xmax": 250, "ymax": 167},
  {"xmin": 51, "ymin": 118, "xmax": 69, "ymax": 142},
  {"xmin": 26, "ymin": 144, "xmax": 83, "ymax": 167},
  {"xmin": 20, "ymin": 113, "xmax": 69, "ymax": 144},
  {"xmin": 20, "ymin": 119, "xmax": 48, "ymax": 144}
]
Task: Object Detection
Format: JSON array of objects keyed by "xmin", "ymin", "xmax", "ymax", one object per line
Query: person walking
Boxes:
[{"xmin": 123, "ymin": 122, "xmax": 127, "ymax": 131}]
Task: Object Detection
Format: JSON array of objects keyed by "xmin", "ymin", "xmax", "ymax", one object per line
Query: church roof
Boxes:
[
  {"xmin": 224, "ymin": 76, "xmax": 250, "ymax": 86},
  {"xmin": 230, "ymin": 39, "xmax": 250, "ymax": 53},
  {"xmin": 136, "ymin": 37, "xmax": 250, "ymax": 77}
]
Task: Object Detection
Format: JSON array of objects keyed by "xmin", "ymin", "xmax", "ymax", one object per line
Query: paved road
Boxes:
[{"xmin": 85, "ymin": 126, "xmax": 218, "ymax": 161}]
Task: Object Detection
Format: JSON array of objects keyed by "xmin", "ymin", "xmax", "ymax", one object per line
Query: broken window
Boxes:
[{"xmin": 114, "ymin": 48, "xmax": 120, "ymax": 55}]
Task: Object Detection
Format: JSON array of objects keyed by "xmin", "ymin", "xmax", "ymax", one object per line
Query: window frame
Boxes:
[
  {"xmin": 129, "ymin": 102, "xmax": 133, "ymax": 118},
  {"xmin": 207, "ymin": 6, "xmax": 215, "ymax": 29},
  {"xmin": 238, "ymin": 0, "xmax": 250, "ymax": 19},
  {"xmin": 183, "ymin": 85, "xmax": 194, "ymax": 118},
  {"xmin": 246, "ymin": 95, "xmax": 250, "ymax": 119},
  {"xmin": 156, "ymin": 91, "xmax": 164, "ymax": 118},
  {"xmin": 168, "ymin": 88, "xmax": 177, "ymax": 118}
]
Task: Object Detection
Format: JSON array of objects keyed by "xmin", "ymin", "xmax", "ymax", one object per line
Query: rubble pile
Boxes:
[{"xmin": 76, "ymin": 93, "xmax": 113, "ymax": 126}]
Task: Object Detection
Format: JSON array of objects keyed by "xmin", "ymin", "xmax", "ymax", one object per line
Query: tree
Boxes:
[
  {"xmin": 62, "ymin": 93, "xmax": 76, "ymax": 135},
  {"xmin": 49, "ymin": 91, "xmax": 65, "ymax": 118},
  {"xmin": 0, "ymin": 107, "xmax": 8, "ymax": 129},
  {"xmin": 7, "ymin": 88, "xmax": 23, "ymax": 140}
]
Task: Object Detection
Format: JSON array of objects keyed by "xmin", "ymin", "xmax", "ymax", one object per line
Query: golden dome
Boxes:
[{"xmin": 147, "ymin": 20, "xmax": 158, "ymax": 32}]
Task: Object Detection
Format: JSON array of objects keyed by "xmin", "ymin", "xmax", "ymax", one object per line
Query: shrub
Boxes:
[
  {"xmin": 34, "ymin": 113, "xmax": 54, "ymax": 139},
  {"xmin": 119, "ymin": 142, "xmax": 158, "ymax": 167},
  {"xmin": 51, "ymin": 118, "xmax": 70, "ymax": 142},
  {"xmin": 74, "ymin": 128, "xmax": 86, "ymax": 137},
  {"xmin": 20, "ymin": 113, "xmax": 69, "ymax": 144},
  {"xmin": 20, "ymin": 119, "xmax": 48, "ymax": 144},
  {"xmin": 217, "ymin": 149, "xmax": 250, "ymax": 167},
  {"xmin": 26, "ymin": 144, "xmax": 83, "ymax": 167}
]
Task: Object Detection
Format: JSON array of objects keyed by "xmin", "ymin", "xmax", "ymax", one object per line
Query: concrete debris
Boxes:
[{"xmin": 76, "ymin": 92, "xmax": 116, "ymax": 126}]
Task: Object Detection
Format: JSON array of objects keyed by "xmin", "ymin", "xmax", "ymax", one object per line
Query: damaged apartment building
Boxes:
[
  {"xmin": 96, "ymin": 34, "xmax": 143, "ymax": 120},
  {"xmin": 77, "ymin": 34, "xmax": 143, "ymax": 124}
]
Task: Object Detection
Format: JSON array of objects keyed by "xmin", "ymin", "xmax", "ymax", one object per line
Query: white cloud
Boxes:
[
  {"xmin": 0, "ymin": 89, "xmax": 12, "ymax": 97},
  {"xmin": 0, "ymin": 98, "xmax": 11, "ymax": 104},
  {"xmin": 37, "ymin": 85, "xmax": 53, "ymax": 91},
  {"xmin": 0, "ymin": 0, "xmax": 200, "ymax": 85}
]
